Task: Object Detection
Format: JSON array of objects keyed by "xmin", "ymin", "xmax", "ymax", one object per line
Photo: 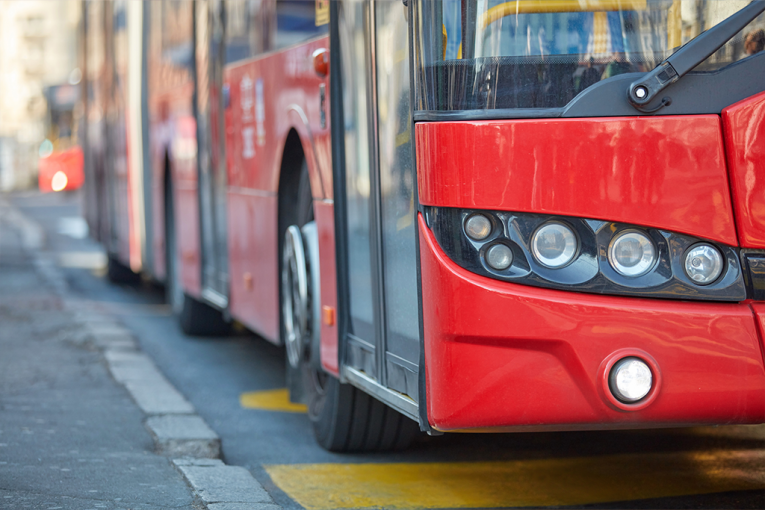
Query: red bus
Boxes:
[
  {"xmin": 80, "ymin": 0, "xmax": 765, "ymax": 451},
  {"xmin": 39, "ymin": 84, "xmax": 85, "ymax": 194}
]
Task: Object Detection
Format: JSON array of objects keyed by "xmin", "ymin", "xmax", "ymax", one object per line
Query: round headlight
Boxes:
[
  {"xmin": 485, "ymin": 244, "xmax": 513, "ymax": 271},
  {"xmin": 465, "ymin": 214, "xmax": 492, "ymax": 241},
  {"xmin": 684, "ymin": 244, "xmax": 723, "ymax": 285},
  {"xmin": 609, "ymin": 357, "xmax": 653, "ymax": 403},
  {"xmin": 531, "ymin": 222, "xmax": 577, "ymax": 268},
  {"xmin": 608, "ymin": 231, "xmax": 656, "ymax": 277},
  {"xmin": 51, "ymin": 171, "xmax": 68, "ymax": 192}
]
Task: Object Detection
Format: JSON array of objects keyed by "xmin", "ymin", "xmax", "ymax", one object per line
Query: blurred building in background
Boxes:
[{"xmin": 0, "ymin": 0, "xmax": 80, "ymax": 191}]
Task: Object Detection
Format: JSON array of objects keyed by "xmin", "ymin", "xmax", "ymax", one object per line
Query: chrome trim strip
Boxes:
[
  {"xmin": 226, "ymin": 186, "xmax": 275, "ymax": 198},
  {"xmin": 201, "ymin": 287, "xmax": 228, "ymax": 310},
  {"xmin": 343, "ymin": 366, "xmax": 419, "ymax": 421}
]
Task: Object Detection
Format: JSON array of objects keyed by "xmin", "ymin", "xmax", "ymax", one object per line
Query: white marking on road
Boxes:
[
  {"xmin": 58, "ymin": 251, "xmax": 106, "ymax": 269},
  {"xmin": 56, "ymin": 217, "xmax": 89, "ymax": 239}
]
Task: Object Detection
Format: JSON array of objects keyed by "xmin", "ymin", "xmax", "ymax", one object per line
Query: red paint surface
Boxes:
[
  {"xmin": 224, "ymin": 38, "xmax": 331, "ymax": 196},
  {"xmin": 749, "ymin": 303, "xmax": 765, "ymax": 368},
  {"xmin": 419, "ymin": 215, "xmax": 765, "ymax": 431},
  {"xmin": 173, "ymin": 115, "xmax": 202, "ymax": 299},
  {"xmin": 223, "ymin": 37, "xmax": 330, "ymax": 334},
  {"xmin": 38, "ymin": 146, "xmax": 84, "ymax": 193},
  {"xmin": 723, "ymin": 92, "xmax": 765, "ymax": 249},
  {"xmin": 148, "ymin": 82, "xmax": 196, "ymax": 282},
  {"xmin": 228, "ymin": 191, "xmax": 279, "ymax": 343},
  {"xmin": 416, "ymin": 116, "xmax": 737, "ymax": 245},
  {"xmin": 316, "ymin": 200, "xmax": 339, "ymax": 375}
]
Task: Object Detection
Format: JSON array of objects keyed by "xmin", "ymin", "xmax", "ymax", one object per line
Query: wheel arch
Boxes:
[
  {"xmin": 277, "ymin": 128, "xmax": 311, "ymax": 235},
  {"xmin": 160, "ymin": 148, "xmax": 173, "ymax": 283}
]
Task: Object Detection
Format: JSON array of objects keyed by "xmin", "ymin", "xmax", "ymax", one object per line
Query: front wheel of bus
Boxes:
[
  {"xmin": 281, "ymin": 207, "xmax": 418, "ymax": 452},
  {"xmin": 106, "ymin": 255, "xmax": 140, "ymax": 284},
  {"xmin": 307, "ymin": 370, "xmax": 419, "ymax": 452}
]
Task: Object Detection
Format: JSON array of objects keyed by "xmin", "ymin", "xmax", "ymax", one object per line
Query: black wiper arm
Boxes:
[{"xmin": 628, "ymin": 1, "xmax": 765, "ymax": 112}]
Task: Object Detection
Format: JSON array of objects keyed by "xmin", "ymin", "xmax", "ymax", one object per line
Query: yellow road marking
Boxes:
[
  {"xmin": 240, "ymin": 388, "xmax": 307, "ymax": 413},
  {"xmin": 266, "ymin": 450, "xmax": 765, "ymax": 510}
]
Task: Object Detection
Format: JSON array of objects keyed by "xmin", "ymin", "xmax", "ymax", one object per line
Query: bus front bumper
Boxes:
[{"xmin": 418, "ymin": 215, "xmax": 765, "ymax": 432}]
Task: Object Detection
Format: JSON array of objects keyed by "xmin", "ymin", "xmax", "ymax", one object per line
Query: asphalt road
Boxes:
[{"xmin": 12, "ymin": 190, "xmax": 765, "ymax": 510}]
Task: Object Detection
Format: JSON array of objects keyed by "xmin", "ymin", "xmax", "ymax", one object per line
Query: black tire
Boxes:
[
  {"xmin": 106, "ymin": 255, "xmax": 140, "ymax": 284},
  {"xmin": 165, "ymin": 169, "xmax": 229, "ymax": 337},
  {"xmin": 164, "ymin": 174, "xmax": 184, "ymax": 313},
  {"xmin": 307, "ymin": 370, "xmax": 419, "ymax": 452},
  {"xmin": 178, "ymin": 293, "xmax": 230, "ymax": 337},
  {"xmin": 280, "ymin": 160, "xmax": 419, "ymax": 452}
]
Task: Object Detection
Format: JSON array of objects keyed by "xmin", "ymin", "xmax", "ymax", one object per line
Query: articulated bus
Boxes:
[{"xmin": 80, "ymin": 0, "xmax": 765, "ymax": 451}]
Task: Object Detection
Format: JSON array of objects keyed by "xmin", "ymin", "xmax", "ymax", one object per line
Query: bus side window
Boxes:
[
  {"xmin": 225, "ymin": 0, "xmax": 276, "ymax": 63},
  {"xmin": 275, "ymin": 0, "xmax": 328, "ymax": 50},
  {"xmin": 160, "ymin": 0, "xmax": 194, "ymax": 76}
]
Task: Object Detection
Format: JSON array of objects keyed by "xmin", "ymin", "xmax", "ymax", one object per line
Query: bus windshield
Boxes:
[{"xmin": 414, "ymin": 0, "xmax": 765, "ymax": 112}]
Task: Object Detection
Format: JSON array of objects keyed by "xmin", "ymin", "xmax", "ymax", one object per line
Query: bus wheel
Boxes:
[
  {"xmin": 106, "ymin": 255, "xmax": 140, "ymax": 284},
  {"xmin": 178, "ymin": 294, "xmax": 230, "ymax": 337},
  {"xmin": 164, "ymin": 193, "xmax": 184, "ymax": 315},
  {"xmin": 283, "ymin": 225, "xmax": 310, "ymax": 375},
  {"xmin": 281, "ymin": 192, "xmax": 418, "ymax": 452},
  {"xmin": 307, "ymin": 368, "xmax": 419, "ymax": 452}
]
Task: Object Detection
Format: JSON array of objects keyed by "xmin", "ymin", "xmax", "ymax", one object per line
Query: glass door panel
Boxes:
[
  {"xmin": 339, "ymin": 0, "xmax": 421, "ymax": 400},
  {"xmin": 196, "ymin": 0, "xmax": 229, "ymax": 304},
  {"xmin": 375, "ymin": 1, "xmax": 420, "ymax": 402},
  {"xmin": 339, "ymin": 0, "xmax": 378, "ymax": 378}
]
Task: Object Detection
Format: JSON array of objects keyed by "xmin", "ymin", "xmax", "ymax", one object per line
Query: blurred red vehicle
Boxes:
[{"xmin": 38, "ymin": 146, "xmax": 84, "ymax": 193}]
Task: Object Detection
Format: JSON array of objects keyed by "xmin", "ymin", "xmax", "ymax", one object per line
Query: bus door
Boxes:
[
  {"xmin": 337, "ymin": 0, "xmax": 421, "ymax": 414},
  {"xmin": 195, "ymin": 0, "xmax": 229, "ymax": 309}
]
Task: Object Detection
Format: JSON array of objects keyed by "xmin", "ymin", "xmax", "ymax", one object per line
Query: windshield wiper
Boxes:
[{"xmin": 628, "ymin": 1, "xmax": 765, "ymax": 113}]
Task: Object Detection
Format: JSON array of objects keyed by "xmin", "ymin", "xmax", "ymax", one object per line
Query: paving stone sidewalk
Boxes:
[{"xmin": 0, "ymin": 202, "xmax": 201, "ymax": 510}]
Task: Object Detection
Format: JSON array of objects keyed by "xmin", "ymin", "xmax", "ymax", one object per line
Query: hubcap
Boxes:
[{"xmin": 282, "ymin": 226, "xmax": 309, "ymax": 369}]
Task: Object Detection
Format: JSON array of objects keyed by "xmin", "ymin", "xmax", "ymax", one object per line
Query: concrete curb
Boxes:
[
  {"xmin": 147, "ymin": 415, "xmax": 221, "ymax": 458},
  {"xmin": 2, "ymin": 200, "xmax": 279, "ymax": 510},
  {"xmin": 173, "ymin": 459, "xmax": 279, "ymax": 510},
  {"xmin": 105, "ymin": 349, "xmax": 197, "ymax": 414}
]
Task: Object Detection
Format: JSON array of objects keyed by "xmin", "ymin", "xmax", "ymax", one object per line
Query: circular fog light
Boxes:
[
  {"xmin": 609, "ymin": 357, "xmax": 652, "ymax": 403},
  {"xmin": 486, "ymin": 244, "xmax": 513, "ymax": 270},
  {"xmin": 531, "ymin": 222, "xmax": 577, "ymax": 268},
  {"xmin": 608, "ymin": 231, "xmax": 656, "ymax": 277},
  {"xmin": 465, "ymin": 214, "xmax": 492, "ymax": 241},
  {"xmin": 684, "ymin": 244, "xmax": 723, "ymax": 285}
]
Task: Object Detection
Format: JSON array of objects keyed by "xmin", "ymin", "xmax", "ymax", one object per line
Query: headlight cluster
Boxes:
[{"xmin": 427, "ymin": 207, "xmax": 746, "ymax": 302}]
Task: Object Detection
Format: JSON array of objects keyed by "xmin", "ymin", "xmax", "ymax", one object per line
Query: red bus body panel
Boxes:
[
  {"xmin": 147, "ymin": 81, "xmax": 197, "ymax": 286},
  {"xmin": 223, "ymin": 38, "xmax": 330, "ymax": 342},
  {"xmin": 173, "ymin": 115, "xmax": 203, "ymax": 299},
  {"xmin": 419, "ymin": 214, "xmax": 765, "ymax": 431},
  {"xmin": 316, "ymin": 200, "xmax": 339, "ymax": 376},
  {"xmin": 723, "ymin": 91, "xmax": 765, "ymax": 249},
  {"xmin": 416, "ymin": 116, "xmax": 737, "ymax": 246}
]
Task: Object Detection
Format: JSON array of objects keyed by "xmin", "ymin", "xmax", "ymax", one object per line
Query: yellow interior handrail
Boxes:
[{"xmin": 480, "ymin": 0, "xmax": 648, "ymax": 30}]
